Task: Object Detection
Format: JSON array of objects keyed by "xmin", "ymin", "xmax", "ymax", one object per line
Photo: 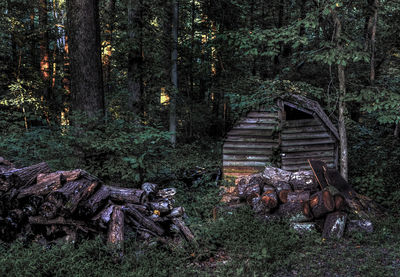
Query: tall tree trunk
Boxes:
[
  {"xmin": 273, "ymin": 0, "xmax": 284, "ymax": 77},
  {"xmin": 127, "ymin": 0, "xmax": 143, "ymax": 115},
  {"xmin": 332, "ymin": 10, "xmax": 348, "ymax": 181},
  {"xmin": 39, "ymin": 0, "xmax": 51, "ymax": 98},
  {"xmin": 103, "ymin": 0, "xmax": 115, "ymax": 97},
  {"xmin": 394, "ymin": 123, "xmax": 400, "ymax": 138},
  {"xmin": 67, "ymin": 0, "xmax": 105, "ymax": 117},
  {"xmin": 170, "ymin": 0, "xmax": 178, "ymax": 146},
  {"xmin": 369, "ymin": 0, "xmax": 378, "ymax": 85},
  {"xmin": 299, "ymin": 0, "xmax": 307, "ymax": 37},
  {"xmin": 61, "ymin": 32, "xmax": 71, "ymax": 126},
  {"xmin": 188, "ymin": 0, "xmax": 195, "ymax": 137},
  {"xmin": 30, "ymin": 9, "xmax": 36, "ymax": 68}
]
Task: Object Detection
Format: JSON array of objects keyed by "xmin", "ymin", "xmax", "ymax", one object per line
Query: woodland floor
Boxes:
[{"xmin": 1, "ymin": 142, "xmax": 400, "ymax": 276}]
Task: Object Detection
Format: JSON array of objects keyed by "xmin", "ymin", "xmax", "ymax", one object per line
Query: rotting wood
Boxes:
[
  {"xmin": 345, "ymin": 219, "xmax": 373, "ymax": 234},
  {"xmin": 278, "ymin": 201, "xmax": 312, "ymax": 222},
  {"xmin": 78, "ymin": 185, "xmax": 110, "ymax": 217},
  {"xmin": 227, "ymin": 129, "xmax": 275, "ymax": 137},
  {"xmin": 223, "ymin": 154, "xmax": 270, "ymax": 161},
  {"xmin": 308, "ymin": 159, "xmax": 329, "ymax": 189},
  {"xmin": 281, "ymin": 138, "xmax": 335, "ymax": 147},
  {"xmin": 290, "ymin": 222, "xmax": 316, "ymax": 233},
  {"xmin": 223, "ymin": 148, "xmax": 274, "ymax": 155},
  {"xmin": 223, "ymin": 161, "xmax": 269, "ymax": 167},
  {"xmin": 0, "ymin": 162, "xmax": 51, "ymax": 191},
  {"xmin": 283, "ymin": 164, "xmax": 335, "ymax": 172},
  {"xmin": 273, "ymin": 181, "xmax": 292, "ymax": 203},
  {"xmin": 281, "ymin": 132, "xmax": 331, "ymax": 140},
  {"xmin": 107, "ymin": 205, "xmax": 124, "ymax": 252},
  {"xmin": 0, "ymin": 157, "xmax": 194, "ymax": 246},
  {"xmin": 287, "ymin": 191, "xmax": 310, "ymax": 203},
  {"xmin": 262, "ymin": 166, "xmax": 292, "ymax": 186},
  {"xmin": 238, "ymin": 118, "xmax": 279, "ymax": 124},
  {"xmin": 105, "ymin": 185, "xmax": 146, "ymax": 204},
  {"xmin": 310, "ymin": 189, "xmax": 334, "ymax": 218},
  {"xmin": 224, "ymin": 136, "xmax": 277, "ymax": 143},
  {"xmin": 261, "ymin": 190, "xmax": 278, "ymax": 209},
  {"xmin": 281, "ymin": 144, "xmax": 334, "ymax": 153},
  {"xmin": 18, "ymin": 172, "xmax": 66, "ymax": 199},
  {"xmin": 123, "ymin": 205, "xmax": 164, "ymax": 236},
  {"xmin": 172, "ymin": 218, "xmax": 196, "ymax": 243},
  {"xmin": 246, "ymin": 111, "xmax": 279, "ymax": 118},
  {"xmin": 284, "ymin": 150, "xmax": 334, "ymax": 158},
  {"xmin": 281, "ymin": 125, "xmax": 326, "ymax": 134},
  {"xmin": 49, "ymin": 180, "xmax": 99, "ymax": 216},
  {"xmin": 322, "ymin": 212, "xmax": 347, "ymax": 239},
  {"xmin": 282, "ymin": 157, "xmax": 334, "ymax": 166},
  {"xmin": 289, "ymin": 170, "xmax": 316, "ymax": 191},
  {"xmin": 223, "ymin": 142, "xmax": 279, "ymax": 149}
]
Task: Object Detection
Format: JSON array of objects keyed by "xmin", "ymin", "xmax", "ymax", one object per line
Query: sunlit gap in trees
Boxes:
[{"xmin": 160, "ymin": 87, "xmax": 170, "ymax": 105}]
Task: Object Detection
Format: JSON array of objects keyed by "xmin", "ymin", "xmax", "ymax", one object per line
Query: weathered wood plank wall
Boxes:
[
  {"xmin": 281, "ymin": 118, "xmax": 336, "ymax": 171},
  {"xmin": 223, "ymin": 111, "xmax": 279, "ymax": 178}
]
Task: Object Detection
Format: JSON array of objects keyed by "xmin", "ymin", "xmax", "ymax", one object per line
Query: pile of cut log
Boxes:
[
  {"xmin": 222, "ymin": 160, "xmax": 380, "ymax": 238},
  {"xmin": 0, "ymin": 157, "xmax": 194, "ymax": 248}
]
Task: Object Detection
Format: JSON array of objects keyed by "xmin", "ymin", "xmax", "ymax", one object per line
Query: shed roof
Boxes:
[{"xmin": 278, "ymin": 94, "xmax": 339, "ymax": 140}]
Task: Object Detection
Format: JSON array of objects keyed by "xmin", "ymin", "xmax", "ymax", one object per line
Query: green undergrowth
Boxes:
[
  {"xmin": 1, "ymin": 207, "xmax": 399, "ymax": 277},
  {"xmin": 1, "ymin": 114, "xmax": 400, "ymax": 276}
]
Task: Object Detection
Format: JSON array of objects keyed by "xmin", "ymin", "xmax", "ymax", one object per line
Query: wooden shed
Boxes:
[{"xmin": 223, "ymin": 94, "xmax": 340, "ymax": 179}]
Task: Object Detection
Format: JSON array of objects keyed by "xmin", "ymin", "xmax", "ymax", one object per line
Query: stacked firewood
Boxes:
[
  {"xmin": 0, "ymin": 157, "xmax": 194, "ymax": 247},
  {"xmin": 223, "ymin": 162, "xmax": 378, "ymax": 239}
]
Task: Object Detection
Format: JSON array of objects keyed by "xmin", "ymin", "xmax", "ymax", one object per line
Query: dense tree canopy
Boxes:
[{"xmin": 0, "ymin": 0, "xmax": 399, "ymax": 202}]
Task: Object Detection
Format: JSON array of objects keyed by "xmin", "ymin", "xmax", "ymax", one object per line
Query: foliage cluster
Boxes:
[
  {"xmin": 348, "ymin": 117, "xmax": 400, "ymax": 211},
  {"xmin": 0, "ymin": 111, "xmax": 172, "ymax": 185}
]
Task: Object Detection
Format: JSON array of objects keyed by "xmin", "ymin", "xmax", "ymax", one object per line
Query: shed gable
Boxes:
[{"xmin": 223, "ymin": 96, "xmax": 339, "ymax": 179}]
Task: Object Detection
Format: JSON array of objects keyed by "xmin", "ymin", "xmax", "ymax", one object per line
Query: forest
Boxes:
[{"xmin": 0, "ymin": 0, "xmax": 400, "ymax": 276}]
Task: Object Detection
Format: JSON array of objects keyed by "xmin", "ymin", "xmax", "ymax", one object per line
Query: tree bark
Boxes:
[
  {"xmin": 123, "ymin": 205, "xmax": 164, "ymax": 236},
  {"xmin": 370, "ymin": 0, "xmax": 379, "ymax": 85},
  {"xmin": 170, "ymin": 0, "xmax": 178, "ymax": 146},
  {"xmin": 105, "ymin": 185, "xmax": 146, "ymax": 204},
  {"xmin": 77, "ymin": 185, "xmax": 110, "ymax": 217},
  {"xmin": 289, "ymin": 171, "xmax": 317, "ymax": 191},
  {"xmin": 395, "ymin": 123, "xmax": 400, "ymax": 138},
  {"xmin": 127, "ymin": 0, "xmax": 143, "ymax": 115},
  {"xmin": 107, "ymin": 205, "xmax": 124, "ymax": 253},
  {"xmin": 332, "ymin": 10, "xmax": 348, "ymax": 181},
  {"xmin": 274, "ymin": 182, "xmax": 292, "ymax": 203},
  {"xmin": 67, "ymin": 0, "xmax": 105, "ymax": 117},
  {"xmin": 278, "ymin": 201, "xmax": 312, "ymax": 222},
  {"xmin": 309, "ymin": 189, "xmax": 334, "ymax": 218},
  {"xmin": 322, "ymin": 211, "xmax": 347, "ymax": 239},
  {"xmin": 39, "ymin": 0, "xmax": 51, "ymax": 97},
  {"xmin": 17, "ymin": 172, "xmax": 66, "ymax": 199},
  {"xmin": 103, "ymin": 0, "xmax": 115, "ymax": 97},
  {"xmin": 0, "ymin": 162, "xmax": 51, "ymax": 192}
]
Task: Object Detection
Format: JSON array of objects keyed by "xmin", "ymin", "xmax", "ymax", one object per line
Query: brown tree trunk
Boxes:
[{"xmin": 67, "ymin": 0, "xmax": 105, "ymax": 117}]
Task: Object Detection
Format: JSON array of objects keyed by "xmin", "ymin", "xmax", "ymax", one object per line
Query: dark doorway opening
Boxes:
[{"xmin": 284, "ymin": 105, "xmax": 314, "ymax": 120}]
